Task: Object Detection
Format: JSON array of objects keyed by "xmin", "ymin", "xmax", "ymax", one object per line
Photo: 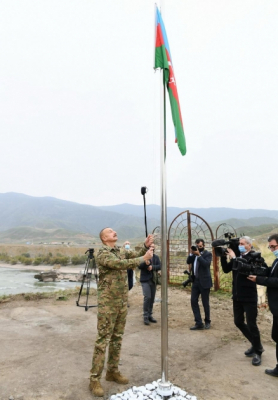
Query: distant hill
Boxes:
[
  {"xmin": 230, "ymin": 224, "xmax": 278, "ymax": 241},
  {"xmin": 1, "ymin": 192, "xmax": 278, "ymax": 243},
  {"xmin": 0, "ymin": 193, "xmax": 159, "ymax": 240},
  {"xmin": 99, "ymin": 204, "xmax": 278, "ymax": 223},
  {"xmin": 210, "ymin": 217, "xmax": 278, "ymax": 231},
  {"xmin": 0, "ymin": 226, "xmax": 97, "ymax": 244}
]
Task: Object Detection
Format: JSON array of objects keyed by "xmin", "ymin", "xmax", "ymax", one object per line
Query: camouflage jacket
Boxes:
[{"xmin": 96, "ymin": 244, "xmax": 147, "ymax": 305}]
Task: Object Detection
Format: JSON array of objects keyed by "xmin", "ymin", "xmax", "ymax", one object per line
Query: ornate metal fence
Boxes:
[
  {"xmin": 152, "ymin": 212, "xmax": 237, "ymax": 292},
  {"xmin": 167, "ymin": 210, "xmax": 218, "ymax": 288}
]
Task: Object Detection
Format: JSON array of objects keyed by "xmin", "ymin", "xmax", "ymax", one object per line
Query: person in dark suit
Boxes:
[
  {"xmin": 221, "ymin": 236, "xmax": 264, "ymax": 367},
  {"xmin": 139, "ymin": 244, "xmax": 161, "ymax": 326},
  {"xmin": 248, "ymin": 234, "xmax": 278, "ymax": 377},
  {"xmin": 187, "ymin": 239, "xmax": 212, "ymax": 330}
]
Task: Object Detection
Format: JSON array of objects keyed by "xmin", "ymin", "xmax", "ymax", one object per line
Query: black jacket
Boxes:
[
  {"xmin": 139, "ymin": 254, "xmax": 161, "ymax": 283},
  {"xmin": 186, "ymin": 250, "xmax": 212, "ymax": 289},
  {"xmin": 256, "ymin": 259, "xmax": 278, "ymax": 316},
  {"xmin": 221, "ymin": 251, "xmax": 258, "ymax": 302}
]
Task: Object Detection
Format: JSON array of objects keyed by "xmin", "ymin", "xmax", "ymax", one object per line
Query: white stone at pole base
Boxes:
[{"xmin": 109, "ymin": 380, "xmax": 197, "ymax": 400}]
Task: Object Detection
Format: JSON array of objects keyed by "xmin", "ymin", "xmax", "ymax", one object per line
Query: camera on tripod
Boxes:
[
  {"xmin": 212, "ymin": 232, "xmax": 240, "ymax": 257},
  {"xmin": 233, "ymin": 252, "xmax": 268, "ymax": 276},
  {"xmin": 85, "ymin": 248, "xmax": 95, "ymax": 259},
  {"xmin": 182, "ymin": 270, "xmax": 193, "ymax": 288},
  {"xmin": 76, "ymin": 247, "xmax": 98, "ymax": 311}
]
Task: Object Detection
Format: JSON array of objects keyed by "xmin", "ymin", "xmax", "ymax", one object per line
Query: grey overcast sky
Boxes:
[{"xmin": 0, "ymin": 0, "xmax": 277, "ymax": 209}]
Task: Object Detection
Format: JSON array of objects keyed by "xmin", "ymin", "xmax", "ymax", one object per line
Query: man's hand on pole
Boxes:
[
  {"xmin": 143, "ymin": 248, "xmax": 154, "ymax": 262},
  {"xmin": 145, "ymin": 234, "xmax": 154, "ymax": 248}
]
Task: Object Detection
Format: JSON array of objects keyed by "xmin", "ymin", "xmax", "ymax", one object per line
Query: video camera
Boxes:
[
  {"xmin": 233, "ymin": 252, "xmax": 268, "ymax": 276},
  {"xmin": 212, "ymin": 232, "xmax": 240, "ymax": 257},
  {"xmin": 85, "ymin": 248, "xmax": 95, "ymax": 259},
  {"xmin": 182, "ymin": 270, "xmax": 193, "ymax": 288}
]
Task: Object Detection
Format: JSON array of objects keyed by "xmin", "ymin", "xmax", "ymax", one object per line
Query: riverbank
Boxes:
[
  {"xmin": 0, "ymin": 284, "xmax": 277, "ymax": 400},
  {"xmin": 0, "ymin": 262, "xmax": 82, "ymax": 274}
]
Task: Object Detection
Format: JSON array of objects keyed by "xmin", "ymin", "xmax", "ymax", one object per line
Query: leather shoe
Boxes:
[
  {"xmin": 245, "ymin": 346, "xmax": 264, "ymax": 357},
  {"xmin": 265, "ymin": 367, "xmax": 278, "ymax": 377},
  {"xmin": 245, "ymin": 346, "xmax": 255, "ymax": 357},
  {"xmin": 144, "ymin": 318, "xmax": 150, "ymax": 325},
  {"xmin": 252, "ymin": 354, "xmax": 261, "ymax": 366},
  {"xmin": 149, "ymin": 316, "xmax": 157, "ymax": 323},
  {"xmin": 204, "ymin": 323, "xmax": 210, "ymax": 329},
  {"xmin": 190, "ymin": 324, "xmax": 204, "ymax": 330}
]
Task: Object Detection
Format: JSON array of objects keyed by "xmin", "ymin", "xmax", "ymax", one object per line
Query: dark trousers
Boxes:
[
  {"xmin": 233, "ymin": 300, "xmax": 263, "ymax": 354},
  {"xmin": 272, "ymin": 315, "xmax": 278, "ymax": 364},
  {"xmin": 141, "ymin": 279, "xmax": 156, "ymax": 318},
  {"xmin": 191, "ymin": 278, "xmax": 211, "ymax": 325},
  {"xmin": 127, "ymin": 269, "xmax": 133, "ymax": 290}
]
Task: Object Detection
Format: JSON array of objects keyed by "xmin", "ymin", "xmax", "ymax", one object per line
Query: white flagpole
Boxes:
[{"xmin": 157, "ymin": 0, "xmax": 172, "ymax": 396}]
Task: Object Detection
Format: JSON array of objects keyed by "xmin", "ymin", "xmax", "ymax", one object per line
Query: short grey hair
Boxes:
[
  {"xmin": 240, "ymin": 236, "xmax": 252, "ymax": 245},
  {"xmin": 99, "ymin": 227, "xmax": 109, "ymax": 242}
]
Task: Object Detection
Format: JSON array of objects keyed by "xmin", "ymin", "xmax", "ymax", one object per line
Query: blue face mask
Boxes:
[
  {"xmin": 125, "ymin": 244, "xmax": 130, "ymax": 250},
  {"xmin": 238, "ymin": 245, "xmax": 246, "ymax": 253},
  {"xmin": 273, "ymin": 249, "xmax": 278, "ymax": 258}
]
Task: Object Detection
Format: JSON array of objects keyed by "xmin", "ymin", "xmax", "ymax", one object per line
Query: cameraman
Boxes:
[
  {"xmin": 248, "ymin": 234, "xmax": 278, "ymax": 377},
  {"xmin": 187, "ymin": 239, "xmax": 212, "ymax": 330},
  {"xmin": 221, "ymin": 236, "xmax": 264, "ymax": 366}
]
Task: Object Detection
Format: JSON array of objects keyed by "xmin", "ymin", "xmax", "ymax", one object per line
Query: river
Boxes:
[{"xmin": 0, "ymin": 266, "xmax": 96, "ymax": 296}]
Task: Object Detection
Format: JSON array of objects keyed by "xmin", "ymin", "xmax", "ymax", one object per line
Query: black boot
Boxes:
[{"xmin": 144, "ymin": 317, "xmax": 150, "ymax": 325}]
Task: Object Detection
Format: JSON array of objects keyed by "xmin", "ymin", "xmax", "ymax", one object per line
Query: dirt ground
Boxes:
[{"xmin": 0, "ymin": 284, "xmax": 277, "ymax": 400}]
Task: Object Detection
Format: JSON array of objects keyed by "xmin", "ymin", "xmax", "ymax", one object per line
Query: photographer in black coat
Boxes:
[
  {"xmin": 139, "ymin": 244, "xmax": 161, "ymax": 326},
  {"xmin": 248, "ymin": 234, "xmax": 278, "ymax": 377},
  {"xmin": 221, "ymin": 236, "xmax": 263, "ymax": 367},
  {"xmin": 187, "ymin": 239, "xmax": 212, "ymax": 330}
]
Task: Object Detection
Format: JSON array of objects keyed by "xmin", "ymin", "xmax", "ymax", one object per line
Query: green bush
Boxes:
[
  {"xmin": 71, "ymin": 255, "xmax": 87, "ymax": 265},
  {"xmin": 33, "ymin": 257, "xmax": 42, "ymax": 266},
  {"xmin": 60, "ymin": 256, "xmax": 69, "ymax": 266},
  {"xmin": 0, "ymin": 253, "xmax": 11, "ymax": 263},
  {"xmin": 21, "ymin": 253, "xmax": 31, "ymax": 258},
  {"xmin": 42, "ymin": 255, "xmax": 51, "ymax": 264},
  {"xmin": 20, "ymin": 257, "xmax": 33, "ymax": 265},
  {"xmin": 24, "ymin": 258, "xmax": 33, "ymax": 265},
  {"xmin": 49, "ymin": 256, "xmax": 69, "ymax": 266}
]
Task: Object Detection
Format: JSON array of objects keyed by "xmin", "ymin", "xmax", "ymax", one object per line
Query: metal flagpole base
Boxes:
[{"xmin": 157, "ymin": 379, "xmax": 173, "ymax": 397}]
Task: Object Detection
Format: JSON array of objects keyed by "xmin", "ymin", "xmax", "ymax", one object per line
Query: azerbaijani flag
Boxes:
[{"xmin": 154, "ymin": 6, "xmax": 186, "ymax": 156}]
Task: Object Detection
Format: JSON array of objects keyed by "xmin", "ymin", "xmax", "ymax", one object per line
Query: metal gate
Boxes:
[
  {"xmin": 152, "ymin": 212, "xmax": 237, "ymax": 291},
  {"xmin": 167, "ymin": 210, "xmax": 219, "ymax": 289}
]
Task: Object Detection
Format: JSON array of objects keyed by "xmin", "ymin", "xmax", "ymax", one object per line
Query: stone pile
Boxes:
[
  {"xmin": 34, "ymin": 271, "xmax": 59, "ymax": 282},
  {"xmin": 110, "ymin": 381, "xmax": 197, "ymax": 400},
  {"xmin": 34, "ymin": 271, "xmax": 84, "ymax": 282}
]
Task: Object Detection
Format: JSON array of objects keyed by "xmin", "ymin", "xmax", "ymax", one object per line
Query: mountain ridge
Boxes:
[{"xmin": 1, "ymin": 192, "xmax": 278, "ymax": 241}]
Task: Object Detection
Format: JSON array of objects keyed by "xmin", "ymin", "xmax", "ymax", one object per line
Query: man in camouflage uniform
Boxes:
[{"xmin": 89, "ymin": 227, "xmax": 154, "ymax": 397}]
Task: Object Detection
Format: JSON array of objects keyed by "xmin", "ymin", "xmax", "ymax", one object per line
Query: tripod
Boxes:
[{"xmin": 76, "ymin": 248, "xmax": 98, "ymax": 311}]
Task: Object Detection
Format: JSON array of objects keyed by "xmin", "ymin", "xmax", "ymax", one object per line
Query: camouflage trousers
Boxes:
[{"xmin": 90, "ymin": 300, "xmax": 128, "ymax": 381}]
